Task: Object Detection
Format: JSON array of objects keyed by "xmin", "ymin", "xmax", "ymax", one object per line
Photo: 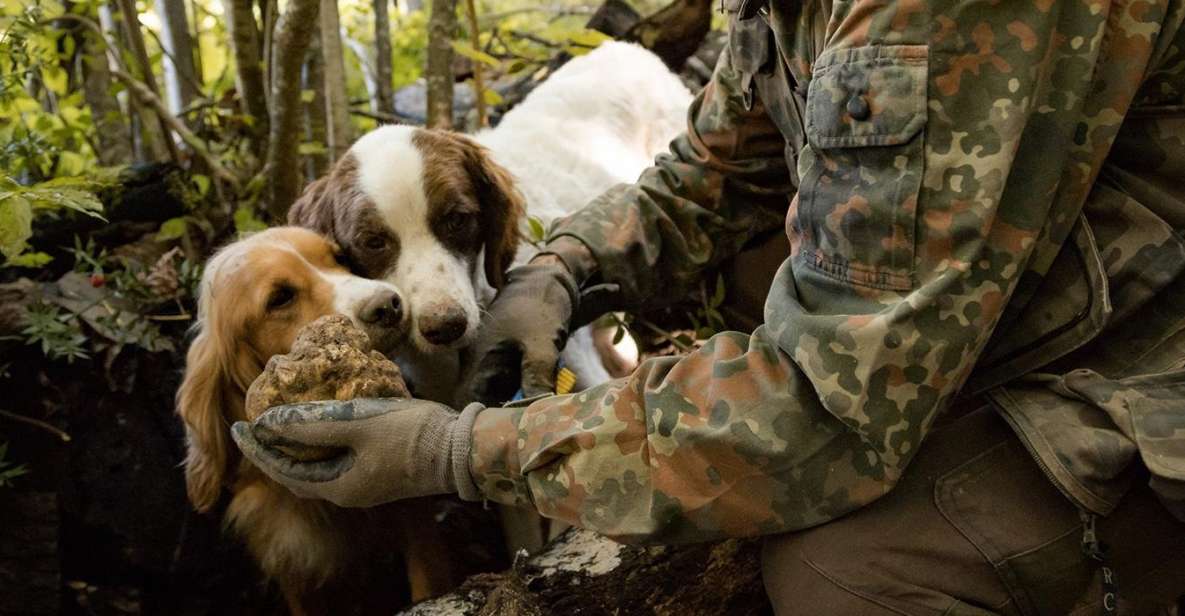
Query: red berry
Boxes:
[{"xmin": 89, "ymin": 273, "xmax": 106, "ymax": 288}]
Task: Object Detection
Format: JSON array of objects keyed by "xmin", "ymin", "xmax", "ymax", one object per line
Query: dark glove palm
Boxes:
[{"xmin": 467, "ymin": 262, "xmax": 578, "ymax": 404}]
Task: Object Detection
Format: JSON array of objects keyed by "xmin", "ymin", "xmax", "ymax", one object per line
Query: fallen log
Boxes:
[{"xmin": 403, "ymin": 528, "xmax": 772, "ymax": 616}]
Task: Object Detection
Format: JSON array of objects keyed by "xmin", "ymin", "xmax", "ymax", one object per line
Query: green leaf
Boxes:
[
  {"xmin": 450, "ymin": 41, "xmax": 500, "ymax": 67},
  {"xmin": 0, "ymin": 196, "xmax": 33, "ymax": 260},
  {"xmin": 712, "ymin": 274, "xmax": 726, "ymax": 308},
  {"xmin": 565, "ymin": 29, "xmax": 612, "ymax": 55},
  {"xmin": 612, "ymin": 324, "xmax": 626, "ymax": 345},
  {"xmin": 157, "ymin": 217, "xmax": 188, "ymax": 241},
  {"xmin": 192, "ymin": 174, "xmax": 210, "ymax": 197},
  {"xmin": 298, "ymin": 142, "xmax": 327, "ymax": 156},
  {"xmin": 5, "ymin": 251, "xmax": 52, "ymax": 268},
  {"xmin": 56, "ymin": 150, "xmax": 85, "ymax": 176},
  {"xmin": 233, "ymin": 206, "xmax": 267, "ymax": 234},
  {"xmin": 300, "ymin": 89, "xmax": 316, "ymax": 103},
  {"xmin": 526, "ymin": 215, "xmax": 546, "ymax": 243},
  {"xmin": 41, "ymin": 65, "xmax": 68, "ymax": 95},
  {"xmin": 482, "ymin": 88, "xmax": 503, "ymax": 106}
]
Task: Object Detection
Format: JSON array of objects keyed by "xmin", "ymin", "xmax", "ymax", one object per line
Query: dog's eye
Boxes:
[
  {"xmin": 442, "ymin": 212, "xmax": 469, "ymax": 234},
  {"xmin": 266, "ymin": 285, "xmax": 296, "ymax": 311},
  {"xmin": 363, "ymin": 235, "xmax": 388, "ymax": 251}
]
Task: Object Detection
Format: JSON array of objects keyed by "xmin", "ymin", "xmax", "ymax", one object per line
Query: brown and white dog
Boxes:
[
  {"xmin": 176, "ymin": 227, "xmax": 459, "ymax": 614},
  {"xmin": 288, "ymin": 42, "xmax": 691, "ymax": 401}
]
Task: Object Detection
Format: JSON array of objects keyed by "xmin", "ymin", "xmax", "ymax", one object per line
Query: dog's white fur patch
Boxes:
[{"xmin": 353, "ymin": 126, "xmax": 482, "ymax": 351}]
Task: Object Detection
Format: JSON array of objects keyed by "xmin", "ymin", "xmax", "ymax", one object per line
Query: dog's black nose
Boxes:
[
  {"xmin": 418, "ymin": 306, "xmax": 468, "ymax": 345},
  {"xmin": 360, "ymin": 290, "xmax": 403, "ymax": 327}
]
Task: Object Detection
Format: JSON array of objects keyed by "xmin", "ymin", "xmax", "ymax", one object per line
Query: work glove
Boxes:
[
  {"xmin": 466, "ymin": 256, "xmax": 581, "ymax": 404},
  {"xmin": 230, "ymin": 398, "xmax": 483, "ymax": 508}
]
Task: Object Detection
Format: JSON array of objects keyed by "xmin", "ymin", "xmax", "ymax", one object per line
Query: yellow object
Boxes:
[{"xmin": 555, "ymin": 367, "xmax": 577, "ymax": 395}]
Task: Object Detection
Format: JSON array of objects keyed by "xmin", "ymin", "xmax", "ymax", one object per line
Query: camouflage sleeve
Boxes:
[
  {"xmin": 546, "ymin": 42, "xmax": 794, "ymax": 305},
  {"xmin": 469, "ymin": 3, "xmax": 1175, "ymax": 544},
  {"xmin": 470, "ymin": 326, "xmax": 872, "ymax": 544}
]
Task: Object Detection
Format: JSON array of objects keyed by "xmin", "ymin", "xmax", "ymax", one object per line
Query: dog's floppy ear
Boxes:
[
  {"xmin": 175, "ymin": 326, "xmax": 246, "ymax": 513},
  {"xmin": 461, "ymin": 138, "xmax": 525, "ymax": 289},
  {"xmin": 287, "ymin": 175, "xmax": 336, "ymax": 236}
]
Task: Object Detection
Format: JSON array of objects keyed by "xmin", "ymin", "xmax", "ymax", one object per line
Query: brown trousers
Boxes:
[{"xmin": 761, "ymin": 406, "xmax": 1185, "ymax": 615}]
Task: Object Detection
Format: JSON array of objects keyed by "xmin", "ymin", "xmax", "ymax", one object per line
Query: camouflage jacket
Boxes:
[{"xmin": 470, "ymin": 0, "xmax": 1185, "ymax": 543}]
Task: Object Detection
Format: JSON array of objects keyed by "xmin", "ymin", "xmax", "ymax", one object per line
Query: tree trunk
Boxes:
[
  {"xmin": 78, "ymin": 18, "xmax": 132, "ymax": 165},
  {"xmin": 623, "ymin": 0, "xmax": 713, "ymax": 71},
  {"xmin": 402, "ymin": 528, "xmax": 772, "ymax": 616},
  {"xmin": 462, "ymin": 0, "xmax": 486, "ymax": 128},
  {"xmin": 222, "ymin": 0, "xmax": 269, "ymax": 151},
  {"xmin": 156, "ymin": 0, "xmax": 199, "ymax": 115},
  {"xmin": 304, "ymin": 24, "xmax": 330, "ymax": 178},
  {"xmin": 264, "ymin": 0, "xmax": 322, "ymax": 218},
  {"xmin": 319, "ymin": 0, "xmax": 353, "ymax": 162},
  {"xmin": 425, "ymin": 0, "xmax": 455, "ymax": 129},
  {"xmin": 114, "ymin": 0, "xmax": 178, "ymax": 163},
  {"xmin": 261, "ymin": 0, "xmax": 278, "ymax": 107},
  {"xmin": 373, "ymin": 0, "xmax": 395, "ymax": 113}
]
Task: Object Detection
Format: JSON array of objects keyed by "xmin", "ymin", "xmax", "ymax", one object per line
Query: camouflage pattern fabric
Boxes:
[{"xmin": 469, "ymin": 0, "xmax": 1185, "ymax": 543}]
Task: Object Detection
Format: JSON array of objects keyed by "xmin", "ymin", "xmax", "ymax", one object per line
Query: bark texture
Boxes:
[
  {"xmin": 155, "ymin": 0, "xmax": 199, "ymax": 114},
  {"xmin": 403, "ymin": 529, "xmax": 772, "ymax": 616},
  {"xmin": 425, "ymin": 0, "xmax": 456, "ymax": 129},
  {"xmin": 78, "ymin": 20, "xmax": 132, "ymax": 165},
  {"xmin": 319, "ymin": 0, "xmax": 353, "ymax": 162},
  {"xmin": 623, "ymin": 0, "xmax": 713, "ymax": 71},
  {"xmin": 374, "ymin": 0, "xmax": 396, "ymax": 113},
  {"xmin": 304, "ymin": 24, "xmax": 330, "ymax": 177},
  {"xmin": 265, "ymin": 0, "xmax": 322, "ymax": 218},
  {"xmin": 222, "ymin": 0, "xmax": 269, "ymax": 150},
  {"xmin": 462, "ymin": 0, "xmax": 486, "ymax": 128},
  {"xmin": 114, "ymin": 0, "xmax": 175, "ymax": 162}
]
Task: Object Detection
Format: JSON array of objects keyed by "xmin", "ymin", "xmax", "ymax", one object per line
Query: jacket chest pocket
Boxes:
[{"xmin": 795, "ymin": 45, "xmax": 928, "ymax": 290}]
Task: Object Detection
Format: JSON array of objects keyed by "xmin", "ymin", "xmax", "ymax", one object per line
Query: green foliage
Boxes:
[
  {"xmin": 525, "ymin": 214, "xmax": 546, "ymax": 245},
  {"xmin": 0, "ymin": 174, "xmax": 105, "ymax": 263},
  {"xmin": 19, "ymin": 302, "xmax": 89, "ymax": 362},
  {"xmin": 688, "ymin": 274, "xmax": 728, "ymax": 340},
  {"xmin": 0, "ymin": 442, "xmax": 29, "ymax": 488},
  {"xmin": 1, "ymin": 0, "xmax": 103, "ymax": 181},
  {"xmin": 233, "ymin": 206, "xmax": 267, "ymax": 234}
]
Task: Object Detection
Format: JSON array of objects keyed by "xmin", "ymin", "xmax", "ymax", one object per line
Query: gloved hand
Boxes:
[
  {"xmin": 466, "ymin": 256, "xmax": 580, "ymax": 404},
  {"xmin": 230, "ymin": 398, "xmax": 483, "ymax": 507}
]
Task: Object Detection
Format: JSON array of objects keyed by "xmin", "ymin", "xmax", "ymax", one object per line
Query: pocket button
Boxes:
[{"xmin": 846, "ymin": 94, "xmax": 871, "ymax": 121}]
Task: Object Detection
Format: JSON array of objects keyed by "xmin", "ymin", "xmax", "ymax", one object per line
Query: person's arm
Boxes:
[
  {"xmin": 466, "ymin": 4, "xmax": 1164, "ymax": 543},
  {"xmin": 466, "ymin": 43, "xmax": 792, "ymax": 399},
  {"xmin": 542, "ymin": 43, "xmax": 794, "ymax": 309}
]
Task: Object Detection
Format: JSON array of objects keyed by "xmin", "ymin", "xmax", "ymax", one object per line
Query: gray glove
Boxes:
[
  {"xmin": 230, "ymin": 398, "xmax": 483, "ymax": 507},
  {"xmin": 466, "ymin": 259, "xmax": 580, "ymax": 404}
]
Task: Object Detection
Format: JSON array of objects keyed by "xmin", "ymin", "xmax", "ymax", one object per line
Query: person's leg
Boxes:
[
  {"xmin": 762, "ymin": 404, "xmax": 1026, "ymax": 615},
  {"xmin": 761, "ymin": 404, "xmax": 1185, "ymax": 615}
]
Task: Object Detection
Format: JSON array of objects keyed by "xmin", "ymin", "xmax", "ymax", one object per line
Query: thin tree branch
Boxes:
[
  {"xmin": 0, "ymin": 409, "xmax": 71, "ymax": 442},
  {"xmin": 349, "ymin": 106, "xmax": 421, "ymax": 125},
  {"xmin": 110, "ymin": 69, "xmax": 241, "ymax": 189},
  {"xmin": 51, "ymin": 15, "xmax": 239, "ymax": 190},
  {"xmin": 113, "ymin": 0, "xmax": 182, "ymax": 163}
]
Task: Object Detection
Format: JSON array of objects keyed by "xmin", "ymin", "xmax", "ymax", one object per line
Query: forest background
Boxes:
[{"xmin": 0, "ymin": 0, "xmax": 767, "ymax": 613}]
